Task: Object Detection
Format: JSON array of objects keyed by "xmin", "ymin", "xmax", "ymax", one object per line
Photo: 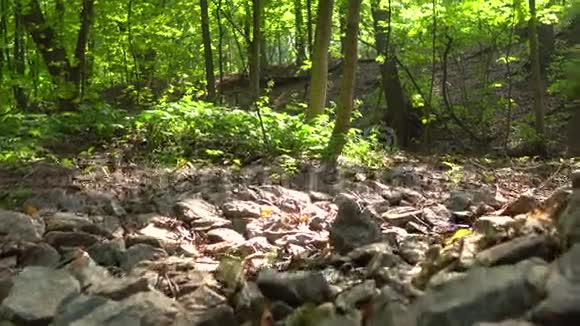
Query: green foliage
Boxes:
[{"xmin": 132, "ymin": 97, "xmax": 386, "ymax": 166}]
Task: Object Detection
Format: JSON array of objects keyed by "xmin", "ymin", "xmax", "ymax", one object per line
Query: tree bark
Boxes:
[
  {"xmin": 200, "ymin": 0, "xmax": 216, "ymax": 101},
  {"xmin": 13, "ymin": 0, "xmax": 27, "ymax": 109},
  {"xmin": 325, "ymin": 0, "xmax": 362, "ymax": 161},
  {"xmin": 305, "ymin": 0, "xmax": 334, "ymax": 122},
  {"xmin": 528, "ymin": 0, "xmax": 547, "ymax": 155},
  {"xmin": 294, "ymin": 0, "xmax": 306, "ymax": 66},
  {"xmin": 21, "ymin": 0, "xmax": 94, "ymax": 111},
  {"xmin": 249, "ymin": 0, "xmax": 262, "ymax": 99},
  {"xmin": 306, "ymin": 0, "xmax": 313, "ymax": 56}
]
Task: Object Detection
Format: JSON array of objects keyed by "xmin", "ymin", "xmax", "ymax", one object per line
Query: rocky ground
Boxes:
[{"xmin": 0, "ymin": 155, "xmax": 579, "ymax": 326}]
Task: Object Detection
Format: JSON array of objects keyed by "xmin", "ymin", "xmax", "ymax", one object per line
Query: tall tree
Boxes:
[
  {"xmin": 528, "ymin": 0, "xmax": 547, "ymax": 155},
  {"xmin": 200, "ymin": 0, "xmax": 216, "ymax": 101},
  {"xmin": 294, "ymin": 0, "xmax": 306, "ymax": 66},
  {"xmin": 325, "ymin": 0, "xmax": 362, "ymax": 161},
  {"xmin": 305, "ymin": 0, "xmax": 335, "ymax": 122},
  {"xmin": 249, "ymin": 0, "xmax": 262, "ymax": 99},
  {"xmin": 13, "ymin": 0, "xmax": 27, "ymax": 109},
  {"xmin": 21, "ymin": 0, "xmax": 94, "ymax": 110}
]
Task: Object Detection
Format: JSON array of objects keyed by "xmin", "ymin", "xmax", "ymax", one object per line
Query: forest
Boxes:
[{"xmin": 0, "ymin": 0, "xmax": 579, "ymax": 325}]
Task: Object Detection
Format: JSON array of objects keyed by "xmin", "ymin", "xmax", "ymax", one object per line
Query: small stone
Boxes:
[
  {"xmin": 192, "ymin": 305, "xmax": 238, "ymax": 326},
  {"xmin": 120, "ymin": 243, "xmax": 167, "ymax": 272},
  {"xmin": 180, "ymin": 284, "xmax": 228, "ymax": 311},
  {"xmin": 473, "ymin": 215, "xmax": 518, "ymax": 238},
  {"xmin": 207, "ymin": 228, "xmax": 246, "ymax": 244},
  {"xmin": 347, "ymin": 242, "xmax": 402, "ymax": 268},
  {"xmin": 87, "ymin": 239, "xmax": 125, "ymax": 267},
  {"xmin": 475, "ymin": 235, "xmax": 558, "ymax": 267},
  {"xmin": 44, "ymin": 231, "xmax": 101, "ymax": 249},
  {"xmin": 174, "ymin": 196, "xmax": 222, "ymax": 223},
  {"xmin": 399, "ymin": 236, "xmax": 430, "ymax": 265},
  {"xmin": 446, "ymin": 191, "xmax": 473, "ymax": 212},
  {"xmin": 222, "ymin": 200, "xmax": 263, "ymax": 219},
  {"xmin": 234, "ymin": 282, "xmax": 266, "ymax": 323},
  {"xmin": 44, "ymin": 212, "xmax": 91, "ymax": 232},
  {"xmin": 382, "ymin": 207, "xmax": 422, "ymax": 227},
  {"xmin": 18, "ymin": 242, "xmax": 60, "ymax": 268},
  {"xmin": 257, "ymin": 269, "xmax": 332, "ymax": 307},
  {"xmin": 0, "ymin": 209, "xmax": 44, "ymax": 242},
  {"xmin": 500, "ymin": 195, "xmax": 540, "ymax": 217},
  {"xmin": 271, "ymin": 301, "xmax": 294, "ymax": 321},
  {"xmin": 335, "ymin": 280, "xmax": 378, "ymax": 311},
  {"xmin": 126, "ymin": 234, "xmax": 164, "ymax": 249},
  {"xmin": 1, "ymin": 266, "xmax": 80, "ymax": 324},
  {"xmin": 329, "ymin": 194, "xmax": 381, "ymax": 255},
  {"xmin": 309, "ymin": 191, "xmax": 333, "ymax": 202}
]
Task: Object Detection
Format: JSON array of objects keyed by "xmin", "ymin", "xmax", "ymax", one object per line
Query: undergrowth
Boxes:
[{"xmin": 0, "ymin": 96, "xmax": 390, "ymax": 169}]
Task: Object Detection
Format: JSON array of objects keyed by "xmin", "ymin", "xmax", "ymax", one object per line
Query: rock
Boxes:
[
  {"xmin": 347, "ymin": 242, "xmax": 402, "ymax": 268},
  {"xmin": 44, "ymin": 212, "xmax": 92, "ymax": 232},
  {"xmin": 257, "ymin": 269, "xmax": 332, "ymax": 307},
  {"xmin": 174, "ymin": 196, "xmax": 222, "ymax": 223},
  {"xmin": 0, "ymin": 209, "xmax": 44, "ymax": 242},
  {"xmin": 309, "ymin": 191, "xmax": 333, "ymax": 202},
  {"xmin": 89, "ymin": 215, "xmax": 123, "ymax": 236},
  {"xmin": 179, "ymin": 284, "xmax": 228, "ymax": 310},
  {"xmin": 474, "ymin": 215, "xmax": 518, "ymax": 239},
  {"xmin": 500, "ymin": 194, "xmax": 540, "ymax": 217},
  {"xmin": 191, "ymin": 305, "xmax": 239, "ymax": 326},
  {"xmin": 530, "ymin": 243, "xmax": 580, "ymax": 325},
  {"xmin": 399, "ymin": 236, "xmax": 431, "ymax": 265},
  {"xmin": 329, "ymin": 195, "xmax": 381, "ymax": 255},
  {"xmin": 89, "ymin": 277, "xmax": 150, "ymax": 300},
  {"xmin": 415, "ymin": 258, "xmax": 549, "ymax": 326},
  {"xmin": 18, "ymin": 242, "xmax": 61, "ymax": 267},
  {"xmin": 472, "ymin": 186, "xmax": 507, "ymax": 209},
  {"xmin": 556, "ymin": 170, "xmax": 580, "ymax": 248},
  {"xmin": 382, "ymin": 207, "xmax": 422, "ymax": 227},
  {"xmin": 135, "ymin": 222, "xmax": 181, "ymax": 249},
  {"xmin": 475, "ymin": 235, "xmax": 558, "ymax": 267},
  {"xmin": 397, "ymin": 187, "xmax": 426, "ymax": 204},
  {"xmin": 474, "ymin": 321, "xmax": 538, "ymax": 326},
  {"xmin": 87, "ymin": 239, "xmax": 125, "ymax": 267},
  {"xmin": 120, "ymin": 243, "xmax": 168, "ymax": 272},
  {"xmin": 222, "ymin": 200, "xmax": 263, "ymax": 219},
  {"xmin": 1, "ymin": 266, "xmax": 80, "ymax": 324},
  {"xmin": 234, "ymin": 282, "xmax": 266, "ymax": 323},
  {"xmin": 126, "ymin": 234, "xmax": 164, "ymax": 249},
  {"xmin": 271, "ymin": 301, "xmax": 295, "ymax": 321},
  {"xmin": 52, "ymin": 291, "xmax": 192, "ymax": 325},
  {"xmin": 386, "ymin": 166, "xmax": 422, "ymax": 188},
  {"xmin": 366, "ymin": 286, "xmax": 416, "ymax": 326},
  {"xmin": 259, "ymin": 185, "xmax": 311, "ymax": 204},
  {"xmin": 44, "ymin": 231, "xmax": 101, "ymax": 250},
  {"xmin": 207, "ymin": 228, "xmax": 246, "ymax": 244},
  {"xmin": 446, "ymin": 191, "xmax": 473, "ymax": 212},
  {"xmin": 335, "ymin": 280, "xmax": 378, "ymax": 311},
  {"xmin": 284, "ymin": 302, "xmax": 337, "ymax": 326}
]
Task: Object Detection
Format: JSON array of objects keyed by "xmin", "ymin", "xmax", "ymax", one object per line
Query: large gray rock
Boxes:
[
  {"xmin": 173, "ymin": 196, "xmax": 228, "ymax": 227},
  {"xmin": 366, "ymin": 286, "xmax": 416, "ymax": 326},
  {"xmin": 257, "ymin": 269, "xmax": 332, "ymax": 307},
  {"xmin": 415, "ymin": 258, "xmax": 549, "ymax": 326},
  {"xmin": 44, "ymin": 231, "xmax": 101, "ymax": 249},
  {"xmin": 329, "ymin": 195, "xmax": 381, "ymax": 255},
  {"xmin": 0, "ymin": 209, "xmax": 44, "ymax": 242},
  {"xmin": 557, "ymin": 170, "xmax": 580, "ymax": 248},
  {"xmin": 18, "ymin": 242, "xmax": 61, "ymax": 267},
  {"xmin": 475, "ymin": 235, "xmax": 558, "ymax": 267},
  {"xmin": 530, "ymin": 243, "xmax": 580, "ymax": 325},
  {"xmin": 120, "ymin": 244, "xmax": 168, "ymax": 272},
  {"xmin": 52, "ymin": 291, "xmax": 192, "ymax": 325},
  {"xmin": 1, "ymin": 266, "xmax": 80, "ymax": 324}
]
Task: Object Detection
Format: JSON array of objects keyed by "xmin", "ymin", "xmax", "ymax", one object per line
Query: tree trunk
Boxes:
[
  {"xmin": 216, "ymin": 0, "xmax": 224, "ymax": 88},
  {"xmin": 70, "ymin": 0, "xmax": 94, "ymax": 103},
  {"xmin": 200, "ymin": 0, "xmax": 216, "ymax": 101},
  {"xmin": 294, "ymin": 0, "xmax": 306, "ymax": 66},
  {"xmin": 568, "ymin": 103, "xmax": 580, "ymax": 156},
  {"xmin": 13, "ymin": 0, "xmax": 27, "ymax": 109},
  {"xmin": 305, "ymin": 0, "xmax": 334, "ymax": 122},
  {"xmin": 306, "ymin": 0, "xmax": 313, "ymax": 56},
  {"xmin": 528, "ymin": 0, "xmax": 547, "ymax": 155},
  {"xmin": 21, "ymin": 0, "xmax": 94, "ymax": 111},
  {"xmin": 249, "ymin": 0, "xmax": 262, "ymax": 99},
  {"xmin": 371, "ymin": 0, "xmax": 413, "ymax": 148},
  {"xmin": 325, "ymin": 0, "xmax": 362, "ymax": 161}
]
